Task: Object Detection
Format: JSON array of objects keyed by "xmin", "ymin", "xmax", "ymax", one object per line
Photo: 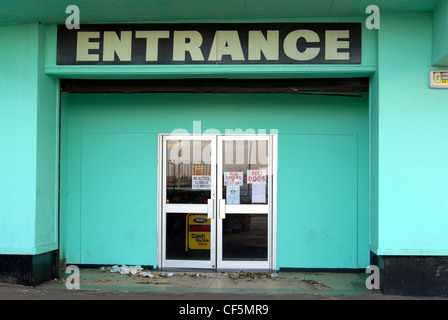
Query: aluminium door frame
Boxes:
[
  {"xmin": 157, "ymin": 133, "xmax": 278, "ymax": 271},
  {"xmin": 159, "ymin": 134, "xmax": 217, "ymax": 269},
  {"xmin": 216, "ymin": 135, "xmax": 272, "ymax": 270}
]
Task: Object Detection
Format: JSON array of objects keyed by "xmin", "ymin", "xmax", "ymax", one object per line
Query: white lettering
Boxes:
[
  {"xmin": 208, "ymin": 31, "xmax": 245, "ymax": 61},
  {"xmin": 325, "ymin": 30, "xmax": 350, "ymax": 60},
  {"xmin": 65, "ymin": 265, "xmax": 80, "ymax": 290},
  {"xmin": 65, "ymin": 5, "xmax": 80, "ymax": 30},
  {"xmin": 365, "ymin": 265, "xmax": 380, "ymax": 289},
  {"xmin": 69, "ymin": 25, "xmax": 358, "ymax": 64},
  {"xmin": 135, "ymin": 31, "xmax": 170, "ymax": 61},
  {"xmin": 103, "ymin": 31, "xmax": 132, "ymax": 61},
  {"xmin": 248, "ymin": 30, "xmax": 279, "ymax": 60},
  {"xmin": 179, "ymin": 304, "xmax": 213, "ymax": 318},
  {"xmin": 283, "ymin": 30, "xmax": 320, "ymax": 61},
  {"xmin": 365, "ymin": 5, "xmax": 380, "ymax": 30},
  {"xmin": 173, "ymin": 31, "xmax": 205, "ymax": 61},
  {"xmin": 76, "ymin": 32, "xmax": 100, "ymax": 61}
]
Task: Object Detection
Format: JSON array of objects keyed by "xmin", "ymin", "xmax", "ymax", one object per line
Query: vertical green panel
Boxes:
[
  {"xmin": 35, "ymin": 24, "xmax": 59, "ymax": 254},
  {"xmin": 59, "ymin": 92, "xmax": 70, "ymax": 260},
  {"xmin": 369, "ymin": 73, "xmax": 379, "ymax": 253},
  {"xmin": 278, "ymin": 134, "xmax": 358, "ymax": 268},
  {"xmin": 0, "ymin": 24, "xmax": 38, "ymax": 254},
  {"xmin": 377, "ymin": 13, "xmax": 448, "ymax": 255},
  {"xmin": 80, "ymin": 133, "xmax": 157, "ymax": 265},
  {"xmin": 62, "ymin": 92, "xmax": 368, "ymax": 268},
  {"xmin": 0, "ymin": 23, "xmax": 59, "ymax": 255}
]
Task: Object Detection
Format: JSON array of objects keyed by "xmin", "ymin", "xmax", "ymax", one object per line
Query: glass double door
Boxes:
[{"xmin": 161, "ymin": 135, "xmax": 275, "ymax": 270}]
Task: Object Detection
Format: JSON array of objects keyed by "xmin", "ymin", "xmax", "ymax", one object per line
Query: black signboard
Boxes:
[{"xmin": 57, "ymin": 23, "xmax": 361, "ymax": 65}]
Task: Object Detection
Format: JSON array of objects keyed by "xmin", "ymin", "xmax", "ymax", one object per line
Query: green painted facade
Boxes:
[
  {"xmin": 1, "ymin": 1, "xmax": 448, "ymax": 272},
  {"xmin": 0, "ymin": 23, "xmax": 59, "ymax": 255},
  {"xmin": 61, "ymin": 92, "xmax": 368, "ymax": 268},
  {"xmin": 374, "ymin": 12, "xmax": 448, "ymax": 255}
]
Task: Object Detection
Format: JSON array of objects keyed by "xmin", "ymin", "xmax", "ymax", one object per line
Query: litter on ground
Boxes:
[
  {"xmin": 64, "ymin": 267, "xmax": 332, "ymax": 291},
  {"xmin": 226, "ymin": 271, "xmax": 279, "ymax": 281},
  {"xmin": 98, "ymin": 267, "xmax": 281, "ymax": 283},
  {"xmin": 100, "ymin": 265, "xmax": 143, "ymax": 275}
]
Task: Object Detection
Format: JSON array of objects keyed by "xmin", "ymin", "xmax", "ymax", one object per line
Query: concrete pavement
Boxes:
[{"xmin": 0, "ymin": 268, "xmax": 443, "ymax": 300}]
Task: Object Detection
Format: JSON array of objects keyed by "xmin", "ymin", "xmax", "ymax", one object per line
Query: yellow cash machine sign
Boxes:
[{"xmin": 186, "ymin": 213, "xmax": 211, "ymax": 250}]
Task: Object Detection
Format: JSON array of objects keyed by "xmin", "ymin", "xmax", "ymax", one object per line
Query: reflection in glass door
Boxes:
[
  {"xmin": 162, "ymin": 136, "xmax": 216, "ymax": 269},
  {"xmin": 217, "ymin": 136, "xmax": 272, "ymax": 270}
]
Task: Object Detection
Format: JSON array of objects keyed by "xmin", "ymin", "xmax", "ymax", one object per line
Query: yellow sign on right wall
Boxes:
[{"xmin": 430, "ymin": 70, "xmax": 448, "ymax": 88}]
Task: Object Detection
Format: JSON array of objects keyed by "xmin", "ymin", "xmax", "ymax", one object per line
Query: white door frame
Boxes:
[
  {"xmin": 159, "ymin": 135, "xmax": 217, "ymax": 269},
  {"xmin": 157, "ymin": 133, "xmax": 277, "ymax": 271}
]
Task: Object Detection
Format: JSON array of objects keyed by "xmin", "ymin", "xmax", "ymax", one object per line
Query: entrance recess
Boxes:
[{"xmin": 159, "ymin": 134, "xmax": 277, "ymax": 270}]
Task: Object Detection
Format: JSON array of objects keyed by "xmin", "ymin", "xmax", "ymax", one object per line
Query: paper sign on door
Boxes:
[
  {"xmin": 247, "ymin": 170, "xmax": 266, "ymax": 184},
  {"xmin": 247, "ymin": 170, "xmax": 266, "ymax": 203},
  {"xmin": 224, "ymin": 172, "xmax": 243, "ymax": 186},
  {"xmin": 192, "ymin": 175, "xmax": 211, "ymax": 190},
  {"xmin": 252, "ymin": 184, "xmax": 266, "ymax": 203},
  {"xmin": 224, "ymin": 172, "xmax": 243, "ymax": 204},
  {"xmin": 226, "ymin": 185, "xmax": 240, "ymax": 204}
]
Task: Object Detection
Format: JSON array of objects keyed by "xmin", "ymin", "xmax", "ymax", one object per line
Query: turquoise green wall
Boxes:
[
  {"xmin": 0, "ymin": 24, "xmax": 38, "ymax": 254},
  {"xmin": 369, "ymin": 73, "xmax": 379, "ymax": 252},
  {"xmin": 4, "ymin": 11, "xmax": 447, "ymax": 266},
  {"xmin": 50, "ymin": 16, "xmax": 375, "ymax": 268},
  {"xmin": 61, "ymin": 92, "xmax": 369, "ymax": 268},
  {"xmin": 36, "ymin": 24, "xmax": 60, "ymax": 255},
  {"xmin": 374, "ymin": 12, "xmax": 448, "ymax": 255},
  {"xmin": 0, "ymin": 24, "xmax": 59, "ymax": 254}
]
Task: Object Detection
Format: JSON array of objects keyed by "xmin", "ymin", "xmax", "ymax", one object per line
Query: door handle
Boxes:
[
  {"xmin": 218, "ymin": 199, "xmax": 226, "ymax": 220},
  {"xmin": 207, "ymin": 199, "xmax": 214, "ymax": 219}
]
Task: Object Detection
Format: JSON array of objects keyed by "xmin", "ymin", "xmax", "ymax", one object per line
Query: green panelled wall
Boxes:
[
  {"xmin": 0, "ymin": 24, "xmax": 37, "ymax": 254},
  {"xmin": 61, "ymin": 92, "xmax": 369, "ymax": 268},
  {"xmin": 3, "ymin": 9, "xmax": 448, "ymax": 270},
  {"xmin": 373, "ymin": 12, "xmax": 448, "ymax": 255},
  {"xmin": 0, "ymin": 23, "xmax": 59, "ymax": 255}
]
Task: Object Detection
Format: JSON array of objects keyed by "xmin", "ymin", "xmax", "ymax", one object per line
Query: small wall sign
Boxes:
[{"xmin": 430, "ymin": 70, "xmax": 448, "ymax": 89}]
